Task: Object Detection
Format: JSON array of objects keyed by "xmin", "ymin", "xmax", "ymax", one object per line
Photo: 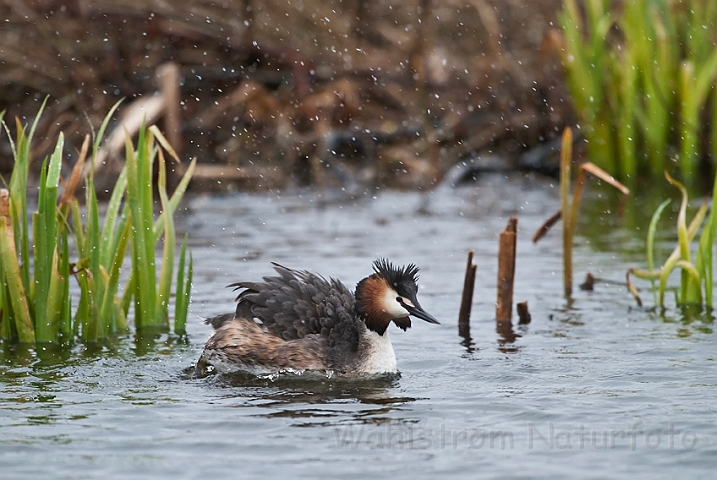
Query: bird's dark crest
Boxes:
[{"xmin": 372, "ymin": 258, "xmax": 420, "ymax": 294}]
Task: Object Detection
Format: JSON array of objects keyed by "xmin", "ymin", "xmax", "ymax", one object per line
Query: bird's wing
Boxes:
[{"xmin": 230, "ymin": 263, "xmax": 359, "ymax": 347}]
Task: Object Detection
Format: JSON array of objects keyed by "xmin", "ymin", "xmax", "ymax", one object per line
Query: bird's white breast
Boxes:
[{"xmin": 357, "ymin": 329, "xmax": 397, "ymax": 374}]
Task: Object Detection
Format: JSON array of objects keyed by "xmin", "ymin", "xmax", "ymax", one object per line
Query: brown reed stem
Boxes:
[
  {"xmin": 560, "ymin": 127, "xmax": 573, "ymax": 298},
  {"xmin": 532, "ymin": 210, "xmax": 562, "ymax": 243},
  {"xmin": 458, "ymin": 250, "xmax": 477, "ymax": 334},
  {"xmin": 496, "ymin": 216, "xmax": 518, "ymax": 322}
]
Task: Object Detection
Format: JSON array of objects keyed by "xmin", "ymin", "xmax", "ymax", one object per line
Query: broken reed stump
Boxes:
[
  {"xmin": 517, "ymin": 301, "xmax": 531, "ymax": 324},
  {"xmin": 579, "ymin": 272, "xmax": 595, "ymax": 291},
  {"xmin": 458, "ymin": 250, "xmax": 477, "ymax": 337},
  {"xmin": 496, "ymin": 216, "xmax": 518, "ymax": 322}
]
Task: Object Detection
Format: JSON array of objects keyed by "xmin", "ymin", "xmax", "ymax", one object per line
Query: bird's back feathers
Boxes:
[{"xmin": 224, "ymin": 263, "xmax": 361, "ymax": 365}]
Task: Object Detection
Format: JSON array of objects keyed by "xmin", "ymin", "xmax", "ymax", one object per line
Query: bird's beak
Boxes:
[{"xmin": 403, "ymin": 302, "xmax": 440, "ymax": 325}]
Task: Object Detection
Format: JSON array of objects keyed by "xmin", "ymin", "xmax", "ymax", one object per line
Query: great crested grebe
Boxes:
[{"xmin": 195, "ymin": 259, "xmax": 440, "ymax": 376}]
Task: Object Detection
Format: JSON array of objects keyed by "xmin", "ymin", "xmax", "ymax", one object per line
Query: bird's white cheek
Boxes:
[{"xmin": 381, "ymin": 288, "xmax": 409, "ymax": 318}]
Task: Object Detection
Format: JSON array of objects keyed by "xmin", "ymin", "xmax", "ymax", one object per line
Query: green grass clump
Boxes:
[
  {"xmin": 0, "ymin": 101, "xmax": 196, "ymax": 344},
  {"xmin": 628, "ymin": 170, "xmax": 717, "ymax": 308},
  {"xmin": 558, "ymin": 0, "xmax": 717, "ymax": 184}
]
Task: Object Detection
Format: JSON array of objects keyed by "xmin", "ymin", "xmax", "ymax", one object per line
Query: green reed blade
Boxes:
[
  {"xmin": 44, "ymin": 247, "xmax": 65, "ymax": 341},
  {"xmin": 96, "ymin": 266, "xmax": 110, "ymax": 339},
  {"xmin": 647, "ymin": 199, "xmax": 671, "ymax": 274},
  {"xmin": 685, "ymin": 2, "xmax": 714, "ymax": 63},
  {"xmin": 109, "ymin": 207, "xmax": 130, "ymax": 266},
  {"xmin": 0, "ymin": 219, "xmax": 34, "ymax": 342},
  {"xmin": 70, "ymin": 198, "xmax": 86, "ymax": 262},
  {"xmin": 86, "ymin": 179, "xmax": 101, "ymax": 279},
  {"xmin": 665, "ymin": 173, "xmax": 691, "ymax": 260},
  {"xmin": 560, "ymin": 1, "xmax": 598, "ymax": 117},
  {"xmin": 99, "ymin": 214, "xmax": 131, "ymax": 331},
  {"xmin": 33, "ymin": 211, "xmax": 48, "ymax": 334},
  {"xmin": 641, "ymin": 11, "xmax": 673, "ymax": 176},
  {"xmin": 646, "ymin": 198, "xmax": 671, "ymax": 302},
  {"xmin": 92, "ymin": 99, "xmax": 123, "ymax": 160},
  {"xmin": 33, "ymin": 210, "xmax": 49, "ymax": 339},
  {"xmin": 675, "ymin": 260, "xmax": 702, "ymax": 305},
  {"xmin": 0, "ymin": 262, "xmax": 9, "ymax": 340},
  {"xmin": 157, "ymin": 150, "xmax": 174, "ymax": 326},
  {"xmin": 153, "ymin": 158, "xmax": 197, "ymax": 242},
  {"xmin": 559, "ymin": 0, "xmax": 615, "ymax": 172},
  {"xmin": 141, "ymin": 131, "xmax": 160, "ymax": 327},
  {"xmin": 46, "ymin": 132, "xmax": 63, "ymax": 190},
  {"xmin": 120, "ymin": 271, "xmax": 134, "ymax": 320},
  {"xmin": 696, "ymin": 235, "xmax": 714, "ymax": 308},
  {"xmin": 76, "ymin": 266, "xmax": 99, "ymax": 342},
  {"xmin": 99, "ymin": 166, "xmax": 127, "ymax": 270},
  {"xmin": 174, "ymin": 238, "xmax": 188, "ymax": 335},
  {"xmin": 34, "ymin": 134, "xmax": 64, "ymax": 342},
  {"xmin": 658, "ymin": 251, "xmax": 678, "ymax": 308},
  {"xmin": 15, "ymin": 98, "xmax": 48, "ymax": 285},
  {"xmin": 113, "ymin": 298, "xmax": 128, "ymax": 333},
  {"xmin": 694, "ymin": 50, "xmax": 717, "ymax": 103},
  {"xmin": 125, "ymin": 129, "xmax": 156, "ymax": 329},
  {"xmin": 74, "ymin": 271, "xmax": 87, "ymax": 339},
  {"xmin": 712, "ymin": 78, "xmax": 717, "ymax": 171},
  {"xmin": 59, "ymin": 232, "xmax": 72, "ymax": 341},
  {"xmin": 0, "ymin": 188, "xmax": 16, "ymax": 341},
  {"xmin": 184, "ymin": 255, "xmax": 193, "ymax": 330},
  {"xmin": 665, "ymin": 172, "xmax": 704, "ymax": 302},
  {"xmin": 617, "ymin": 50, "xmax": 637, "ymax": 180},
  {"xmin": 678, "ymin": 62, "xmax": 699, "ymax": 182},
  {"xmin": 174, "ymin": 235, "xmax": 189, "ymax": 335},
  {"xmin": 84, "ymin": 174, "xmax": 103, "ymax": 322},
  {"xmin": 678, "ymin": 50, "xmax": 717, "ymax": 182},
  {"xmin": 27, "ymin": 96, "xmax": 48, "ymax": 146},
  {"xmin": 661, "ymin": 172, "xmax": 708, "ymax": 304},
  {"xmin": 9, "ymin": 121, "xmax": 30, "ymax": 294},
  {"xmin": 695, "ymin": 170, "xmax": 717, "ymax": 306}
]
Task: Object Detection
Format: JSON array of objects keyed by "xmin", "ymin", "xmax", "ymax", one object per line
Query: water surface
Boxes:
[{"xmin": 1, "ymin": 174, "xmax": 715, "ymax": 479}]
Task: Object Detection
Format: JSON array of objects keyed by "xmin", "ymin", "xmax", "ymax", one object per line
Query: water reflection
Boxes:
[
  {"xmin": 458, "ymin": 324, "xmax": 476, "ymax": 354},
  {"xmin": 204, "ymin": 370, "xmax": 407, "ymax": 405},
  {"xmin": 194, "ymin": 370, "xmax": 414, "ymax": 426},
  {"xmin": 496, "ymin": 319, "xmax": 522, "ymax": 353},
  {"xmin": 1, "ymin": 333, "xmax": 194, "ymax": 384},
  {"xmin": 657, "ymin": 305, "xmax": 716, "ymax": 337},
  {"xmin": 133, "ymin": 332, "xmax": 190, "ymax": 356},
  {"xmin": 33, "ymin": 345, "xmax": 73, "ymax": 367}
]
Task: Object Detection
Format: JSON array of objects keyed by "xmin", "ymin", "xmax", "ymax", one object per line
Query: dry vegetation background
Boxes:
[{"xmin": 0, "ymin": 0, "xmax": 573, "ymax": 190}]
